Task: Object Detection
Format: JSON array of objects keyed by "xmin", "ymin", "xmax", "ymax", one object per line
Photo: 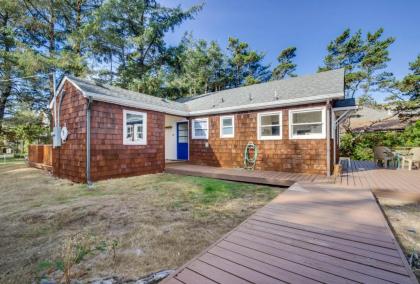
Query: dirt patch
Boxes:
[
  {"xmin": 0, "ymin": 163, "xmax": 282, "ymax": 283},
  {"xmin": 378, "ymin": 197, "xmax": 420, "ymax": 280}
]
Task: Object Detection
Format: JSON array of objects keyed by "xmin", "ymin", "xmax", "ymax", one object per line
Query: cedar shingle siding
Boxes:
[
  {"xmin": 189, "ymin": 104, "xmax": 329, "ymax": 175},
  {"xmin": 89, "ymin": 101, "xmax": 165, "ymax": 181},
  {"xmin": 52, "ymin": 81, "xmax": 87, "ymax": 182},
  {"xmin": 52, "ymin": 82, "xmax": 165, "ymax": 183}
]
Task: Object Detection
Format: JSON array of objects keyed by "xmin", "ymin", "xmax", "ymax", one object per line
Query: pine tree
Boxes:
[
  {"xmin": 226, "ymin": 37, "xmax": 270, "ymax": 88},
  {"xmin": 387, "ymin": 55, "xmax": 420, "ymax": 120},
  {"xmin": 0, "ymin": 0, "xmax": 36, "ymax": 133},
  {"xmin": 271, "ymin": 47, "xmax": 297, "ymax": 80},
  {"xmin": 319, "ymin": 28, "xmax": 395, "ymax": 98},
  {"xmin": 85, "ymin": 0, "xmax": 202, "ymax": 91}
]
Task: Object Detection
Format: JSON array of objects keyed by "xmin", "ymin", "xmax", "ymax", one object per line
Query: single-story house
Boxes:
[{"xmin": 49, "ymin": 68, "xmax": 355, "ymax": 183}]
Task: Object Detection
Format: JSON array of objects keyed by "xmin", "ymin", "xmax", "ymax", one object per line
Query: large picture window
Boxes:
[
  {"xmin": 289, "ymin": 107, "xmax": 325, "ymax": 139},
  {"xmin": 220, "ymin": 115, "xmax": 234, "ymax": 138},
  {"xmin": 123, "ymin": 110, "xmax": 147, "ymax": 145},
  {"xmin": 192, "ymin": 118, "xmax": 209, "ymax": 139},
  {"xmin": 257, "ymin": 112, "xmax": 282, "ymax": 140}
]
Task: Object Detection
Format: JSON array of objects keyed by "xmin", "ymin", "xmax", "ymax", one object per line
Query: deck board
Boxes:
[{"xmin": 163, "ymin": 162, "xmax": 419, "ymax": 284}]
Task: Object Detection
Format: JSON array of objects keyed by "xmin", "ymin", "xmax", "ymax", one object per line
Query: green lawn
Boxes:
[{"xmin": 0, "ymin": 162, "xmax": 282, "ymax": 283}]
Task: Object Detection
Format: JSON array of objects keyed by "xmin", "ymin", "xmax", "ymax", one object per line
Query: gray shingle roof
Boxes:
[
  {"xmin": 66, "ymin": 76, "xmax": 189, "ymax": 114},
  {"xmin": 181, "ymin": 69, "xmax": 344, "ymax": 114},
  {"xmin": 59, "ymin": 69, "xmax": 344, "ymax": 116}
]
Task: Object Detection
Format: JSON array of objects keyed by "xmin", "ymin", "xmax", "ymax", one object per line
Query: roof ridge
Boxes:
[{"xmin": 177, "ymin": 68, "xmax": 344, "ymax": 103}]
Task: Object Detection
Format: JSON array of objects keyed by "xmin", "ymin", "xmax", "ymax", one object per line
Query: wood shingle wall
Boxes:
[
  {"xmin": 51, "ymin": 81, "xmax": 165, "ymax": 183},
  {"xmin": 89, "ymin": 102, "xmax": 165, "ymax": 181},
  {"xmin": 189, "ymin": 104, "xmax": 330, "ymax": 175}
]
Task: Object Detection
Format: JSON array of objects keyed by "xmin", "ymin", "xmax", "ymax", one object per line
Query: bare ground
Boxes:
[
  {"xmin": 0, "ymin": 162, "xmax": 282, "ymax": 283},
  {"xmin": 378, "ymin": 197, "xmax": 420, "ymax": 280}
]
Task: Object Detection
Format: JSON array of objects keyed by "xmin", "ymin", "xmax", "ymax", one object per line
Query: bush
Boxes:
[{"xmin": 340, "ymin": 121, "xmax": 420, "ymax": 160}]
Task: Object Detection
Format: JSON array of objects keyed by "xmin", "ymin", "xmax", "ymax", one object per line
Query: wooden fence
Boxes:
[{"xmin": 28, "ymin": 144, "xmax": 53, "ymax": 170}]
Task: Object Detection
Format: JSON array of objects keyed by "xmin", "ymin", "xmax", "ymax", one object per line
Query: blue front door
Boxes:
[{"xmin": 177, "ymin": 122, "xmax": 189, "ymax": 160}]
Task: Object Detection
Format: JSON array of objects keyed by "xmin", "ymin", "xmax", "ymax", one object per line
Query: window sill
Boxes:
[
  {"xmin": 258, "ymin": 136, "xmax": 282, "ymax": 140},
  {"xmin": 123, "ymin": 141, "xmax": 147, "ymax": 145}
]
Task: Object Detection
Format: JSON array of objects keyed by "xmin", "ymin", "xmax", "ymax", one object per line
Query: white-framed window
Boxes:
[
  {"xmin": 257, "ymin": 111, "xmax": 282, "ymax": 140},
  {"xmin": 123, "ymin": 110, "xmax": 147, "ymax": 145},
  {"xmin": 220, "ymin": 115, "xmax": 234, "ymax": 138},
  {"xmin": 289, "ymin": 107, "xmax": 326, "ymax": 139},
  {"xmin": 192, "ymin": 117, "xmax": 209, "ymax": 139}
]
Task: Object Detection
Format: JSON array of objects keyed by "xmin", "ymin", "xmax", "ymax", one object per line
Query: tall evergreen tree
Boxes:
[
  {"xmin": 226, "ymin": 37, "xmax": 270, "ymax": 88},
  {"xmin": 167, "ymin": 35, "xmax": 228, "ymax": 97},
  {"xmin": 0, "ymin": 1, "xmax": 42, "ymax": 132},
  {"xmin": 85, "ymin": 0, "xmax": 202, "ymax": 92},
  {"xmin": 271, "ymin": 47, "xmax": 297, "ymax": 80},
  {"xmin": 387, "ymin": 55, "xmax": 420, "ymax": 120},
  {"xmin": 319, "ymin": 28, "xmax": 395, "ymax": 98}
]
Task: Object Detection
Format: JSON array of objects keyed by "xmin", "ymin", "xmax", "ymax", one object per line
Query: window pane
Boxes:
[
  {"xmin": 292, "ymin": 124, "xmax": 322, "ymax": 136},
  {"xmin": 261, "ymin": 125, "xmax": 280, "ymax": 137},
  {"xmin": 222, "ymin": 118, "xmax": 232, "ymax": 127},
  {"xmin": 261, "ymin": 114, "xmax": 280, "ymax": 126},
  {"xmin": 178, "ymin": 130, "xmax": 188, "ymax": 137},
  {"xmin": 179, "ymin": 136, "xmax": 188, "ymax": 143},
  {"xmin": 194, "ymin": 120, "xmax": 207, "ymax": 129},
  {"xmin": 222, "ymin": 127, "xmax": 233, "ymax": 135},
  {"xmin": 178, "ymin": 124, "xmax": 188, "ymax": 131},
  {"xmin": 126, "ymin": 125, "xmax": 133, "ymax": 140},
  {"xmin": 293, "ymin": 111, "xmax": 322, "ymax": 124},
  {"xmin": 126, "ymin": 113, "xmax": 143, "ymax": 124},
  {"xmin": 195, "ymin": 129, "xmax": 207, "ymax": 137},
  {"xmin": 136, "ymin": 125, "xmax": 143, "ymax": 140}
]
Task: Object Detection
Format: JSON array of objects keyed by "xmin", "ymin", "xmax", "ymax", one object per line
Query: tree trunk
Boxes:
[
  {"xmin": 47, "ymin": 2, "xmax": 56, "ymax": 132},
  {"xmin": 0, "ymin": 12, "xmax": 12, "ymax": 134}
]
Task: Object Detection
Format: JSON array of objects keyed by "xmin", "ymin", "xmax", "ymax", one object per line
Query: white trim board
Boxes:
[
  {"xmin": 257, "ymin": 111, "xmax": 283, "ymax": 140},
  {"xmin": 220, "ymin": 115, "xmax": 235, "ymax": 138},
  {"xmin": 288, "ymin": 106, "xmax": 326, "ymax": 140}
]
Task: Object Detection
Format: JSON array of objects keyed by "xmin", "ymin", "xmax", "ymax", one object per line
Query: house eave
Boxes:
[
  {"xmin": 188, "ymin": 92, "xmax": 344, "ymax": 116},
  {"xmin": 49, "ymin": 77, "xmax": 344, "ymax": 117}
]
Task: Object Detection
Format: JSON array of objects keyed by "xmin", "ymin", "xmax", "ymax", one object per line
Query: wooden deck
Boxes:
[
  {"xmin": 165, "ymin": 161, "xmax": 420, "ymax": 201},
  {"xmin": 165, "ymin": 163, "xmax": 332, "ymax": 187},
  {"xmin": 334, "ymin": 160, "xmax": 420, "ymax": 202},
  {"xmin": 163, "ymin": 182, "xmax": 418, "ymax": 284},
  {"xmin": 163, "ymin": 162, "xmax": 419, "ymax": 284}
]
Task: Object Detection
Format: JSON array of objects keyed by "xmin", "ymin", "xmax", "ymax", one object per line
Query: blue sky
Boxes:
[{"xmin": 162, "ymin": 0, "xmax": 420, "ymax": 100}]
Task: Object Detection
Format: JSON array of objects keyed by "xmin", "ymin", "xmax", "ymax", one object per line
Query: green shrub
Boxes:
[{"xmin": 339, "ymin": 121, "xmax": 420, "ymax": 160}]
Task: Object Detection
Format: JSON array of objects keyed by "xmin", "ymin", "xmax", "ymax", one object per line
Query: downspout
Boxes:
[
  {"xmin": 86, "ymin": 97, "xmax": 93, "ymax": 186},
  {"xmin": 332, "ymin": 111, "xmax": 336, "ymax": 165},
  {"xmin": 326, "ymin": 100, "xmax": 331, "ymax": 176}
]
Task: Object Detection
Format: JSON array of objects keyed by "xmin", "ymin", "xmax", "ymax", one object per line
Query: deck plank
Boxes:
[{"xmin": 163, "ymin": 162, "xmax": 419, "ymax": 284}]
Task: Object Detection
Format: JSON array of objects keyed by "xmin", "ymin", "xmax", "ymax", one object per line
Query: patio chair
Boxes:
[
  {"xmin": 401, "ymin": 147, "xmax": 420, "ymax": 171},
  {"xmin": 373, "ymin": 146, "xmax": 395, "ymax": 168}
]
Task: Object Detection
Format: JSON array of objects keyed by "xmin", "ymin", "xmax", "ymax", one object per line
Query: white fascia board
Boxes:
[
  {"xmin": 188, "ymin": 92, "xmax": 344, "ymax": 116},
  {"xmin": 49, "ymin": 77, "xmax": 189, "ymax": 116},
  {"xmin": 49, "ymin": 76, "xmax": 87, "ymax": 109},
  {"xmin": 86, "ymin": 92, "xmax": 189, "ymax": 116}
]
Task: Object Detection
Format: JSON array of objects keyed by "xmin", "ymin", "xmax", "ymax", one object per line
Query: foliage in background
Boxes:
[
  {"xmin": 340, "ymin": 121, "xmax": 420, "ymax": 160},
  {"xmin": 271, "ymin": 47, "xmax": 297, "ymax": 80},
  {"xmin": 0, "ymin": 104, "xmax": 49, "ymax": 154},
  {"xmin": 386, "ymin": 54, "xmax": 420, "ymax": 121},
  {"xmin": 1, "ymin": 0, "xmax": 417, "ymax": 151},
  {"xmin": 318, "ymin": 28, "xmax": 395, "ymax": 99}
]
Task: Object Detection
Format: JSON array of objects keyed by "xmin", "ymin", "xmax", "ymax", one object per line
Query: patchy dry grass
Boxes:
[
  {"xmin": 0, "ymin": 162, "xmax": 282, "ymax": 283},
  {"xmin": 378, "ymin": 197, "xmax": 420, "ymax": 280}
]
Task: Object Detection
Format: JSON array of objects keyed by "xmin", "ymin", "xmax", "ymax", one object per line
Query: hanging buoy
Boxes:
[{"xmin": 244, "ymin": 142, "xmax": 258, "ymax": 170}]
